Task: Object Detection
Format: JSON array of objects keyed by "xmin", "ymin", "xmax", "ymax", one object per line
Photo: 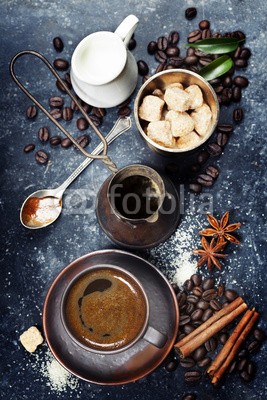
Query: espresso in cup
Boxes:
[{"xmin": 63, "ymin": 267, "xmax": 147, "ymax": 352}]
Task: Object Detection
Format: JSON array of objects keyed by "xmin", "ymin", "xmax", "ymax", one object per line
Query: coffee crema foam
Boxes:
[{"xmin": 65, "ymin": 267, "xmax": 147, "ymax": 351}]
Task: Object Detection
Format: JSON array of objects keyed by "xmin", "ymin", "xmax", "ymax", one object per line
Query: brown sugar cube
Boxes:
[
  {"xmin": 167, "ymin": 82, "xmax": 184, "ymax": 90},
  {"xmin": 185, "ymin": 84, "xmax": 203, "ymax": 109},
  {"xmin": 20, "ymin": 326, "xmax": 44, "ymax": 353},
  {"xmin": 138, "ymin": 95, "xmax": 165, "ymax": 122},
  {"xmin": 176, "ymin": 131, "xmax": 202, "ymax": 149},
  {"xmin": 152, "ymin": 88, "xmax": 164, "ymax": 100},
  {"xmin": 147, "ymin": 120, "xmax": 175, "ymax": 148},
  {"xmin": 164, "ymin": 86, "xmax": 190, "ymax": 112},
  {"xmin": 191, "ymin": 103, "xmax": 212, "ymax": 136},
  {"xmin": 165, "ymin": 110, "xmax": 195, "ymax": 137}
]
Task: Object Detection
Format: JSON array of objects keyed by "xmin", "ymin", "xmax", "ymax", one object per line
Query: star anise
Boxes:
[
  {"xmin": 199, "ymin": 211, "xmax": 241, "ymax": 244},
  {"xmin": 192, "ymin": 236, "xmax": 227, "ymax": 271}
]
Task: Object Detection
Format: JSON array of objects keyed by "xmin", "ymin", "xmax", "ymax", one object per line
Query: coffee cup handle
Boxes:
[
  {"xmin": 114, "ymin": 14, "xmax": 139, "ymax": 46},
  {"xmin": 143, "ymin": 326, "xmax": 167, "ymax": 348}
]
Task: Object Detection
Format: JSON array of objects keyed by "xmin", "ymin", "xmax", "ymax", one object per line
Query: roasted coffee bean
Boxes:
[
  {"xmin": 186, "ymin": 47, "xmax": 195, "ymax": 57},
  {"xmin": 49, "ymin": 96, "xmax": 64, "ymax": 107},
  {"xmin": 183, "ymin": 324, "xmax": 195, "ymax": 335},
  {"xmin": 92, "ymin": 107, "xmax": 106, "ymax": 118},
  {"xmin": 64, "ymin": 72, "xmax": 71, "ymax": 85},
  {"xmin": 222, "ymin": 76, "xmax": 232, "ymax": 88},
  {"xmin": 205, "ymin": 337, "xmax": 217, "ymax": 352},
  {"xmin": 238, "ymin": 349, "xmax": 248, "ymax": 358},
  {"xmin": 201, "ymin": 29, "xmax": 212, "ymax": 39},
  {"xmin": 206, "ymin": 165, "xmax": 220, "ymax": 179},
  {"xmin": 182, "ymin": 395, "xmax": 196, "ymax": 400},
  {"xmin": 75, "ymin": 134, "xmax": 90, "ymax": 149},
  {"xmin": 38, "ymin": 127, "xmax": 50, "ymax": 142},
  {"xmin": 253, "ymin": 328, "xmax": 266, "ymax": 342},
  {"xmin": 188, "ymin": 65, "xmax": 199, "ymax": 73},
  {"xmin": 199, "ymin": 20, "xmax": 210, "ymax": 30},
  {"xmin": 26, "ymin": 105, "xmax": 37, "ymax": 119},
  {"xmin": 192, "ymin": 287, "xmax": 203, "ymax": 297},
  {"xmin": 188, "ymin": 30, "xmax": 202, "ymax": 43},
  {"xmin": 61, "ymin": 138, "xmax": 73, "ymax": 149},
  {"xmin": 197, "ymin": 358, "xmax": 211, "ymax": 370},
  {"xmin": 184, "ymin": 279, "xmax": 194, "ymax": 291},
  {"xmin": 185, "ymin": 303, "xmax": 195, "ymax": 315},
  {"xmin": 199, "ymin": 56, "xmax": 213, "ymax": 66},
  {"xmin": 192, "ymin": 321, "xmax": 202, "ymax": 328},
  {"xmin": 185, "ymin": 7, "xmax": 197, "ymax": 20},
  {"xmin": 191, "ymin": 309, "xmax": 203, "ymax": 321},
  {"xmin": 210, "ymin": 299, "xmax": 222, "ymax": 311},
  {"xmin": 219, "ymin": 333, "xmax": 228, "ymax": 345},
  {"xmin": 202, "ymin": 278, "xmax": 215, "ymax": 290},
  {"xmin": 155, "ymin": 50, "xmax": 167, "ymax": 63},
  {"xmin": 62, "ymin": 107, "xmax": 73, "ymax": 121},
  {"xmin": 246, "ymin": 361, "xmax": 255, "ymax": 376},
  {"xmin": 214, "ymin": 84, "xmax": 224, "ymax": 94},
  {"xmin": 77, "ymin": 117, "xmax": 89, "ymax": 131},
  {"xmin": 180, "ymin": 358, "xmax": 195, "ymax": 368},
  {"xmin": 202, "ymin": 309, "xmax": 213, "ymax": 322},
  {"xmin": 81, "ymin": 102, "xmax": 92, "ymax": 114},
  {"xmin": 202, "ymin": 289, "xmax": 217, "ymax": 301},
  {"xmin": 185, "ymin": 370, "xmax": 201, "ymax": 382},
  {"xmin": 24, "ymin": 144, "xmax": 35, "ymax": 153},
  {"xmin": 56, "ymin": 78, "xmax": 72, "ymax": 92},
  {"xmin": 184, "ymin": 56, "xmax": 198, "ymax": 65},
  {"xmin": 240, "ymin": 47, "xmax": 251, "ymax": 59},
  {"xmin": 50, "ymin": 108, "xmax": 62, "ymax": 120},
  {"xmin": 171, "ymin": 282, "xmax": 180, "ymax": 294},
  {"xmin": 187, "ymin": 295, "xmax": 199, "ymax": 305},
  {"xmin": 197, "ymin": 300, "xmax": 209, "ymax": 310},
  {"xmin": 166, "ymin": 46, "xmax": 180, "ymax": 57},
  {"xmin": 233, "ymin": 107, "xmax": 244, "ymax": 122},
  {"xmin": 189, "ymin": 183, "xmax": 202, "ymax": 194},
  {"xmin": 49, "ymin": 136, "xmax": 62, "ymax": 146},
  {"xmin": 229, "ymin": 360, "xmax": 237, "ymax": 373},
  {"xmin": 232, "ymin": 86, "xmax": 242, "ymax": 102},
  {"xmin": 197, "ymin": 174, "xmax": 213, "ymax": 187},
  {"xmin": 222, "ymin": 301, "xmax": 230, "ymax": 308},
  {"xmin": 128, "ymin": 38, "xmax": 136, "ymax": 51},
  {"xmin": 238, "ymin": 358, "xmax": 248, "ymax": 371},
  {"xmin": 35, "ymin": 150, "xmax": 48, "ymax": 164},
  {"xmin": 234, "ymin": 58, "xmax": 248, "ymax": 68},
  {"xmin": 157, "ymin": 36, "xmax": 168, "ymax": 51},
  {"xmin": 217, "ymin": 124, "xmax": 233, "ymax": 134},
  {"xmin": 53, "ymin": 36, "xmax": 64, "ymax": 52},
  {"xmin": 179, "ymin": 315, "xmax": 191, "ymax": 326},
  {"xmin": 248, "ymin": 340, "xmax": 260, "ymax": 354},
  {"xmin": 217, "ymin": 131, "xmax": 228, "ymax": 147},
  {"xmin": 89, "ymin": 114, "xmax": 102, "ymax": 127},
  {"xmin": 70, "ymin": 99, "xmax": 80, "ymax": 111},
  {"xmin": 207, "ymin": 143, "xmax": 222, "ymax": 157},
  {"xmin": 191, "ymin": 274, "xmax": 202, "ymax": 287},
  {"xmin": 197, "ymin": 150, "xmax": 210, "ymax": 164},
  {"xmin": 147, "ymin": 41, "xmax": 158, "ymax": 54},
  {"xmin": 224, "ymin": 289, "xmax": 238, "ymax": 302},
  {"xmin": 240, "ymin": 371, "xmax": 252, "ymax": 382},
  {"xmin": 168, "ymin": 56, "xmax": 183, "ymax": 67},
  {"xmin": 165, "ymin": 359, "xmax": 179, "ymax": 372},
  {"xmin": 118, "ymin": 105, "xmax": 131, "ymax": 117},
  {"xmin": 193, "ymin": 346, "xmax": 207, "ymax": 362},
  {"xmin": 234, "ymin": 46, "xmax": 242, "ymax": 59},
  {"xmin": 168, "ymin": 30, "xmax": 179, "ymax": 45},
  {"xmin": 209, "ymin": 77, "xmax": 222, "ymax": 86},
  {"xmin": 137, "ymin": 60, "xmax": 149, "ymax": 76},
  {"xmin": 233, "ymin": 30, "xmax": 246, "ymax": 40},
  {"xmin": 177, "ymin": 292, "xmax": 187, "ymax": 307},
  {"xmin": 217, "ymin": 283, "xmax": 225, "ymax": 297},
  {"xmin": 233, "ymin": 76, "xmax": 249, "ymax": 88},
  {"xmin": 53, "ymin": 58, "xmax": 69, "ymax": 71},
  {"xmin": 155, "ymin": 62, "xmax": 167, "ymax": 73}
]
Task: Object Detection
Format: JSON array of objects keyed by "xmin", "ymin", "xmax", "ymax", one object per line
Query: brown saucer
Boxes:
[
  {"xmin": 96, "ymin": 175, "xmax": 180, "ymax": 249},
  {"xmin": 43, "ymin": 249, "xmax": 179, "ymax": 385}
]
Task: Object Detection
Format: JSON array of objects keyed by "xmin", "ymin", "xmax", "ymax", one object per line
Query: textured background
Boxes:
[{"xmin": 0, "ymin": 0, "xmax": 266, "ymax": 399}]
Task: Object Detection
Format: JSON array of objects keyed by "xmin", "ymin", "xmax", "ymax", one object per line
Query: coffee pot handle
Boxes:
[
  {"xmin": 114, "ymin": 15, "xmax": 139, "ymax": 46},
  {"xmin": 143, "ymin": 326, "xmax": 167, "ymax": 348}
]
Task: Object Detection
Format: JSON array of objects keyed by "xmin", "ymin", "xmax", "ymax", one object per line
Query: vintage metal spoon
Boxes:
[{"xmin": 20, "ymin": 116, "xmax": 131, "ymax": 229}]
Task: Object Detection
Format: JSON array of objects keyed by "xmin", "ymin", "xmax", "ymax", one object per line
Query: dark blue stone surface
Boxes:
[{"xmin": 0, "ymin": 0, "xmax": 266, "ymax": 399}]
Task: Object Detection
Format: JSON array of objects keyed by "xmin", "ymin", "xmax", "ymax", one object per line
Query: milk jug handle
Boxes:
[{"xmin": 114, "ymin": 15, "xmax": 139, "ymax": 46}]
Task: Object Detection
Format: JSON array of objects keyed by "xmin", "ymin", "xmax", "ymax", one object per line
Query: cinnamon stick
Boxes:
[{"xmin": 211, "ymin": 309, "xmax": 259, "ymax": 384}]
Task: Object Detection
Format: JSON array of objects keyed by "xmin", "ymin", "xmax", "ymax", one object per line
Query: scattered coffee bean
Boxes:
[
  {"xmin": 193, "ymin": 346, "xmax": 207, "ymax": 362},
  {"xmin": 185, "ymin": 303, "xmax": 195, "ymax": 315},
  {"xmin": 118, "ymin": 106, "xmax": 131, "ymax": 117},
  {"xmin": 166, "ymin": 46, "xmax": 180, "ymax": 57},
  {"xmin": 233, "ymin": 107, "xmax": 244, "ymax": 122},
  {"xmin": 184, "ymin": 56, "xmax": 198, "ymax": 65},
  {"xmin": 35, "ymin": 150, "xmax": 48, "ymax": 164},
  {"xmin": 191, "ymin": 274, "xmax": 202, "ymax": 287},
  {"xmin": 92, "ymin": 107, "xmax": 106, "ymax": 118},
  {"xmin": 157, "ymin": 36, "xmax": 168, "ymax": 51},
  {"xmin": 53, "ymin": 58, "xmax": 69, "ymax": 71},
  {"xmin": 197, "ymin": 174, "xmax": 213, "ymax": 187},
  {"xmin": 75, "ymin": 134, "xmax": 90, "ymax": 149},
  {"xmin": 199, "ymin": 20, "xmax": 210, "ymax": 29},
  {"xmin": 206, "ymin": 165, "xmax": 220, "ymax": 179},
  {"xmin": 61, "ymin": 138, "xmax": 73, "ymax": 148},
  {"xmin": 49, "ymin": 96, "xmax": 64, "ymax": 107},
  {"xmin": 179, "ymin": 315, "xmax": 191, "ymax": 326},
  {"xmin": 202, "ymin": 309, "xmax": 213, "ymax": 322},
  {"xmin": 210, "ymin": 299, "xmax": 222, "ymax": 311},
  {"xmin": 53, "ymin": 37, "xmax": 64, "ymax": 52},
  {"xmin": 188, "ymin": 30, "xmax": 202, "ymax": 43},
  {"xmin": 235, "ymin": 58, "xmax": 248, "ymax": 68},
  {"xmin": 224, "ymin": 289, "xmax": 238, "ymax": 302},
  {"xmin": 192, "ymin": 287, "xmax": 203, "ymax": 297},
  {"xmin": 219, "ymin": 333, "xmax": 228, "ymax": 345},
  {"xmin": 128, "ymin": 38, "xmax": 136, "ymax": 51},
  {"xmin": 238, "ymin": 349, "xmax": 248, "ymax": 358},
  {"xmin": 201, "ymin": 29, "xmax": 212, "ymax": 39},
  {"xmin": 240, "ymin": 48, "xmax": 251, "ymax": 59},
  {"xmin": 197, "ymin": 300, "xmax": 209, "ymax": 310},
  {"xmin": 183, "ymin": 324, "xmax": 195, "ymax": 335},
  {"xmin": 187, "ymin": 295, "xmax": 199, "ymax": 305},
  {"xmin": 189, "ymin": 183, "xmax": 202, "ymax": 194},
  {"xmin": 62, "ymin": 107, "xmax": 73, "ymax": 121},
  {"xmin": 253, "ymin": 328, "xmax": 266, "ymax": 342},
  {"xmin": 177, "ymin": 292, "xmax": 187, "ymax": 307},
  {"xmin": 234, "ymin": 76, "xmax": 249, "ymax": 87},
  {"xmin": 182, "ymin": 394, "xmax": 196, "ymax": 400},
  {"xmin": 168, "ymin": 56, "xmax": 183, "ymax": 67},
  {"xmin": 185, "ymin": 370, "xmax": 201, "ymax": 382},
  {"xmin": 217, "ymin": 283, "xmax": 225, "ymax": 297},
  {"xmin": 247, "ymin": 340, "xmax": 261, "ymax": 354},
  {"xmin": 168, "ymin": 30, "xmax": 179, "ymax": 45},
  {"xmin": 50, "ymin": 108, "xmax": 62, "ymax": 120},
  {"xmin": 202, "ymin": 289, "xmax": 217, "ymax": 301},
  {"xmin": 147, "ymin": 41, "xmax": 158, "ymax": 55},
  {"xmin": 202, "ymin": 278, "xmax": 215, "ymax": 290},
  {"xmin": 197, "ymin": 357, "xmax": 211, "ymax": 368},
  {"xmin": 137, "ymin": 60, "xmax": 149, "ymax": 76},
  {"xmin": 89, "ymin": 114, "xmax": 102, "ymax": 127},
  {"xmin": 56, "ymin": 78, "xmax": 71, "ymax": 92},
  {"xmin": 246, "ymin": 361, "xmax": 255, "ymax": 376},
  {"xmin": 77, "ymin": 117, "xmax": 89, "ymax": 131},
  {"xmin": 26, "ymin": 105, "xmax": 37, "ymax": 119},
  {"xmin": 49, "ymin": 136, "xmax": 62, "ymax": 146},
  {"xmin": 183, "ymin": 279, "xmax": 194, "ymax": 292},
  {"xmin": 155, "ymin": 50, "xmax": 167, "ymax": 63},
  {"xmin": 24, "ymin": 144, "xmax": 35, "ymax": 153},
  {"xmin": 237, "ymin": 358, "xmax": 248, "ymax": 371},
  {"xmin": 191, "ymin": 309, "xmax": 203, "ymax": 321},
  {"xmin": 217, "ymin": 132, "xmax": 228, "ymax": 147},
  {"xmin": 199, "ymin": 56, "xmax": 213, "ymax": 65},
  {"xmin": 240, "ymin": 370, "xmax": 252, "ymax": 382},
  {"xmin": 205, "ymin": 337, "xmax": 217, "ymax": 352},
  {"xmin": 207, "ymin": 143, "xmax": 222, "ymax": 157},
  {"xmin": 185, "ymin": 7, "xmax": 197, "ymax": 20},
  {"xmin": 38, "ymin": 127, "xmax": 50, "ymax": 142},
  {"xmin": 64, "ymin": 72, "xmax": 71, "ymax": 85},
  {"xmin": 165, "ymin": 359, "xmax": 179, "ymax": 372},
  {"xmin": 180, "ymin": 358, "xmax": 195, "ymax": 368},
  {"xmin": 222, "ymin": 301, "xmax": 230, "ymax": 308},
  {"xmin": 229, "ymin": 360, "xmax": 237, "ymax": 373},
  {"xmin": 232, "ymin": 86, "xmax": 242, "ymax": 102},
  {"xmin": 217, "ymin": 124, "xmax": 233, "ymax": 134}
]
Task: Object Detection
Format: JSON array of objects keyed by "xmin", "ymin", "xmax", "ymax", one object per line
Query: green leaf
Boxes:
[
  {"xmin": 185, "ymin": 37, "xmax": 244, "ymax": 54},
  {"xmin": 199, "ymin": 55, "xmax": 234, "ymax": 81}
]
